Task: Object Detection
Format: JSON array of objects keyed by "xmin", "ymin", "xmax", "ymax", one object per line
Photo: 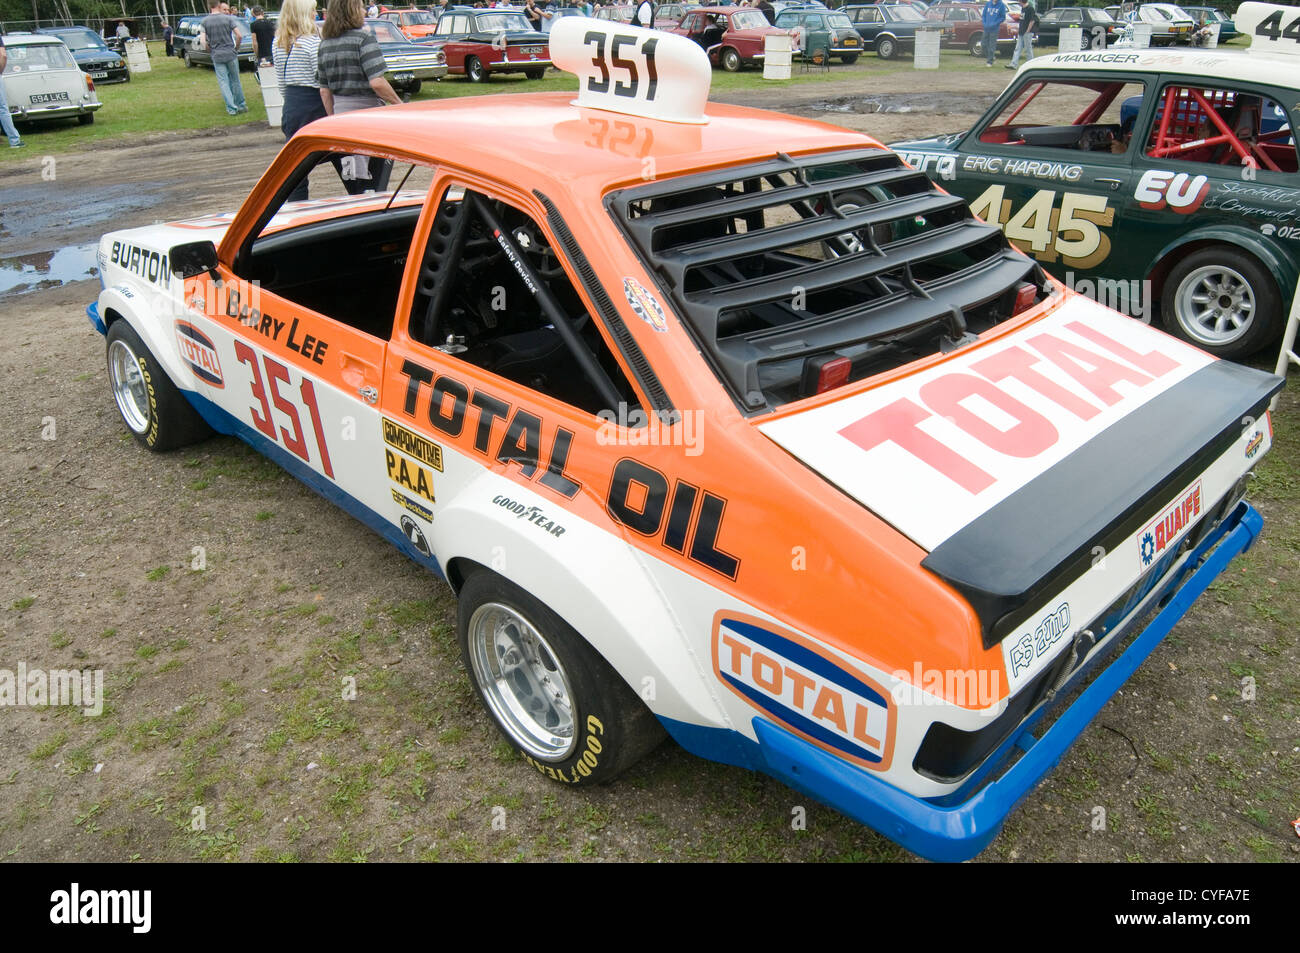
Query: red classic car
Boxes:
[
  {"xmin": 669, "ymin": 6, "xmax": 791, "ymax": 71},
  {"xmin": 925, "ymin": 1, "xmax": 1016, "ymax": 56},
  {"xmin": 426, "ymin": 8, "xmax": 551, "ymax": 81}
]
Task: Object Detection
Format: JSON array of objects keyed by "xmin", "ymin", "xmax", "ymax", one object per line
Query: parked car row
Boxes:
[{"xmin": 1, "ymin": 32, "xmax": 102, "ymax": 128}]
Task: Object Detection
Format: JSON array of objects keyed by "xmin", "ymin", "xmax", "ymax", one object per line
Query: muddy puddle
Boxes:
[
  {"xmin": 809, "ymin": 91, "xmax": 997, "ymax": 115},
  {"xmin": 0, "ymin": 244, "xmax": 99, "ymax": 297}
]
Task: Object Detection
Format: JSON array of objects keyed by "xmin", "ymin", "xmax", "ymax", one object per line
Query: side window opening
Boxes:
[
  {"xmin": 408, "ymin": 187, "xmax": 642, "ymax": 419},
  {"xmin": 235, "ymin": 152, "xmax": 437, "ymax": 341},
  {"xmin": 978, "ymin": 78, "xmax": 1147, "ymax": 154},
  {"xmin": 1144, "ymin": 85, "xmax": 1299, "ymax": 173}
]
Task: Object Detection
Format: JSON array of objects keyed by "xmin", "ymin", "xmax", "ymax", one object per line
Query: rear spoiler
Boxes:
[{"xmin": 922, "ymin": 359, "xmax": 1283, "ymax": 648}]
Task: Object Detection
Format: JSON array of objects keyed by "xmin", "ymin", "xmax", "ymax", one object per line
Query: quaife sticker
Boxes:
[
  {"xmin": 712, "ymin": 612, "xmax": 894, "ymax": 771},
  {"xmin": 623, "ymin": 277, "xmax": 668, "ymax": 332}
]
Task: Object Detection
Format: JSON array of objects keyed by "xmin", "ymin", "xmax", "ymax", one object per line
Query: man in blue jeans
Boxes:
[
  {"xmin": 0, "ymin": 36, "xmax": 26, "ymax": 148},
  {"xmin": 1008, "ymin": 0, "xmax": 1039, "ymax": 68},
  {"xmin": 199, "ymin": 0, "xmax": 247, "ymax": 115},
  {"xmin": 981, "ymin": 0, "xmax": 1007, "ymax": 67}
]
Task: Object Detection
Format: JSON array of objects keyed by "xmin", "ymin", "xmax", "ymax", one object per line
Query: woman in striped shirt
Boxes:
[{"xmin": 273, "ymin": 0, "xmax": 326, "ymax": 201}]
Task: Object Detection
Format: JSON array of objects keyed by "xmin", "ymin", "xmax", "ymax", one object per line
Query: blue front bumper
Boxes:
[{"xmin": 667, "ymin": 501, "xmax": 1263, "ymax": 862}]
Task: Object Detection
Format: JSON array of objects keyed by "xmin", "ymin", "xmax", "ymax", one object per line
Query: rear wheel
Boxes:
[
  {"xmin": 105, "ymin": 320, "xmax": 213, "ymax": 451},
  {"xmin": 968, "ymin": 32, "xmax": 984, "ymax": 56},
  {"xmin": 1160, "ymin": 247, "xmax": 1282, "ymax": 359},
  {"xmin": 525, "ymin": 67, "xmax": 545, "ymax": 80},
  {"xmin": 877, "ymin": 35, "xmax": 898, "ymax": 59},
  {"xmin": 457, "ymin": 571, "xmax": 664, "ymax": 785},
  {"xmin": 840, "ymin": 52, "xmax": 859, "ymax": 64},
  {"xmin": 77, "ymin": 112, "xmax": 94, "ymax": 125},
  {"xmin": 466, "ymin": 55, "xmax": 487, "ymax": 82},
  {"xmin": 720, "ymin": 46, "xmax": 741, "ymax": 72}
]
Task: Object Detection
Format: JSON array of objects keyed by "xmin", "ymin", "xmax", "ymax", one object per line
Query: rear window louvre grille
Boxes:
[{"xmin": 606, "ymin": 148, "xmax": 1040, "ymax": 412}]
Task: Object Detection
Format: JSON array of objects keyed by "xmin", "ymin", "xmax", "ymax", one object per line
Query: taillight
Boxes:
[
  {"xmin": 85, "ymin": 75, "xmax": 95, "ymax": 91},
  {"xmin": 802, "ymin": 354, "xmax": 852, "ymax": 396},
  {"xmin": 1013, "ymin": 282, "xmax": 1038, "ymax": 314}
]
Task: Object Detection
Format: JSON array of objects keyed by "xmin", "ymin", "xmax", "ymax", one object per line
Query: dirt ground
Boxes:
[{"xmin": 1, "ymin": 68, "xmax": 1297, "ymax": 863}]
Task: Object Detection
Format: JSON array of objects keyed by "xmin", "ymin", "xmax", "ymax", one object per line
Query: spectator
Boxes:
[
  {"xmin": 251, "ymin": 5, "xmax": 276, "ymax": 64},
  {"xmin": 524, "ymin": 0, "xmax": 551, "ymax": 31},
  {"xmin": 200, "ymin": 0, "xmax": 249, "ymax": 115},
  {"xmin": 116, "ymin": 21, "xmax": 131, "ymax": 40},
  {"xmin": 162, "ymin": 19, "xmax": 174, "ymax": 56},
  {"xmin": 1007, "ymin": 0, "xmax": 1037, "ymax": 68},
  {"xmin": 980, "ymin": 0, "xmax": 1006, "ymax": 67},
  {"xmin": 0, "ymin": 36, "xmax": 25, "ymax": 149},
  {"xmin": 274, "ymin": 0, "xmax": 326, "ymax": 200},
  {"xmin": 318, "ymin": 0, "xmax": 401, "ymax": 194},
  {"xmin": 367, "ymin": 3, "xmax": 379, "ymax": 15},
  {"xmin": 630, "ymin": 0, "xmax": 653, "ymax": 27},
  {"xmin": 757, "ymin": 0, "xmax": 775, "ymax": 25}
]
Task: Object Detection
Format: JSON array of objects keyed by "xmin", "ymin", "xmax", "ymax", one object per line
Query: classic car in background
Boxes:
[
  {"xmin": 36, "ymin": 25, "xmax": 129, "ymax": 83},
  {"xmin": 1, "ymin": 32, "xmax": 102, "ymax": 126}
]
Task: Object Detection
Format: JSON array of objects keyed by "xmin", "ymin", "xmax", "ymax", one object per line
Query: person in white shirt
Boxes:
[{"xmin": 367, "ymin": 3, "xmax": 378, "ymax": 15}]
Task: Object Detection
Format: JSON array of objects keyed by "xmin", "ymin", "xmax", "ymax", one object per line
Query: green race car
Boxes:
[{"xmin": 892, "ymin": 21, "xmax": 1300, "ymax": 358}]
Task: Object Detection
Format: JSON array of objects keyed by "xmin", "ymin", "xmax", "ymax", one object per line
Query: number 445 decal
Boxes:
[{"xmin": 970, "ymin": 186, "xmax": 1114, "ymax": 270}]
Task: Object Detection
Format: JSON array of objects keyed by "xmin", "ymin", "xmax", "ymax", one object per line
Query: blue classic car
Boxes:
[{"xmin": 36, "ymin": 26, "xmax": 130, "ymax": 83}]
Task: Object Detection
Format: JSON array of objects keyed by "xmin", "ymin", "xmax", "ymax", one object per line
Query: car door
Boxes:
[
  {"xmin": 952, "ymin": 71, "xmax": 1149, "ymax": 283},
  {"xmin": 183, "ymin": 151, "xmax": 437, "ymax": 565},
  {"xmin": 382, "ymin": 175, "xmax": 654, "ymax": 567},
  {"xmin": 1124, "ymin": 74, "xmax": 1300, "ymax": 285}
]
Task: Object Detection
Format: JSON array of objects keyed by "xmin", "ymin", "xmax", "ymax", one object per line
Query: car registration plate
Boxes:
[
  {"xmin": 845, "ymin": 37, "xmax": 859, "ymax": 45},
  {"xmin": 90, "ymin": 71, "xmax": 109, "ymax": 79},
  {"xmin": 30, "ymin": 91, "xmax": 70, "ymax": 104},
  {"xmin": 521, "ymin": 46, "xmax": 542, "ymax": 54}
]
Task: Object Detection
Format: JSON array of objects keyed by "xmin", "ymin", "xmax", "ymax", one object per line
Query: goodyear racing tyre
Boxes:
[
  {"xmin": 1160, "ymin": 247, "xmax": 1282, "ymax": 359},
  {"xmin": 457, "ymin": 571, "xmax": 664, "ymax": 785},
  {"xmin": 465, "ymin": 56, "xmax": 487, "ymax": 82},
  {"xmin": 105, "ymin": 320, "xmax": 213, "ymax": 452},
  {"xmin": 720, "ymin": 47, "xmax": 742, "ymax": 72},
  {"xmin": 877, "ymin": 35, "xmax": 898, "ymax": 59}
]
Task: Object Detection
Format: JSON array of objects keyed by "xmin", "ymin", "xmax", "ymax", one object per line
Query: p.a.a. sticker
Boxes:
[{"xmin": 623, "ymin": 277, "xmax": 668, "ymax": 332}]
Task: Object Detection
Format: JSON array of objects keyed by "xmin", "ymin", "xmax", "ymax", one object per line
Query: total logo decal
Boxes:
[
  {"xmin": 174, "ymin": 320, "xmax": 224, "ymax": 388},
  {"xmin": 712, "ymin": 613, "xmax": 895, "ymax": 770},
  {"xmin": 1134, "ymin": 170, "xmax": 1210, "ymax": 214},
  {"xmin": 1139, "ymin": 480, "xmax": 1202, "ymax": 568}
]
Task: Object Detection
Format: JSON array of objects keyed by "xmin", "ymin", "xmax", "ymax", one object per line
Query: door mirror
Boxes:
[{"xmin": 170, "ymin": 240, "xmax": 219, "ymax": 279}]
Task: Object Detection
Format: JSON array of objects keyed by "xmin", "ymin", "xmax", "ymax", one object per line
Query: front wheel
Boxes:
[
  {"xmin": 457, "ymin": 572, "xmax": 664, "ymax": 785},
  {"xmin": 1160, "ymin": 247, "xmax": 1282, "ymax": 359},
  {"xmin": 719, "ymin": 46, "xmax": 741, "ymax": 72},
  {"xmin": 183, "ymin": 50, "xmax": 194, "ymax": 67},
  {"xmin": 465, "ymin": 55, "xmax": 487, "ymax": 82},
  {"xmin": 105, "ymin": 320, "xmax": 213, "ymax": 451},
  {"xmin": 877, "ymin": 35, "xmax": 898, "ymax": 59}
]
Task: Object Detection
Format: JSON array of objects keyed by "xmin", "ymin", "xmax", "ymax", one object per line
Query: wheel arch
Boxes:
[
  {"xmin": 1144, "ymin": 226, "xmax": 1296, "ymax": 308},
  {"xmin": 431, "ymin": 487, "xmax": 730, "ymax": 730}
]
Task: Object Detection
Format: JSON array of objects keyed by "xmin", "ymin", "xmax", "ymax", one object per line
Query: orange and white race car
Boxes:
[{"xmin": 89, "ymin": 19, "xmax": 1282, "ymax": 861}]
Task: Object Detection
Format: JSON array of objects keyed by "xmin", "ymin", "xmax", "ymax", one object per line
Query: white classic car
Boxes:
[{"xmin": 2, "ymin": 32, "xmax": 102, "ymax": 126}]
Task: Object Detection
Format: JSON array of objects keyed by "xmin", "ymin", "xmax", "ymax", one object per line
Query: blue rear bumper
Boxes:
[{"xmin": 667, "ymin": 501, "xmax": 1263, "ymax": 862}]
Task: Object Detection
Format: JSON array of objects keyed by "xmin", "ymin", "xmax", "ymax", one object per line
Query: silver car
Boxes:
[{"xmin": 2, "ymin": 33, "xmax": 102, "ymax": 126}]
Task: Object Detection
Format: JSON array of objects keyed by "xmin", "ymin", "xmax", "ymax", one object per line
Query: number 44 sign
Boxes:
[
  {"xmin": 1237, "ymin": 2, "xmax": 1300, "ymax": 52},
  {"xmin": 550, "ymin": 17, "xmax": 712, "ymax": 124}
]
